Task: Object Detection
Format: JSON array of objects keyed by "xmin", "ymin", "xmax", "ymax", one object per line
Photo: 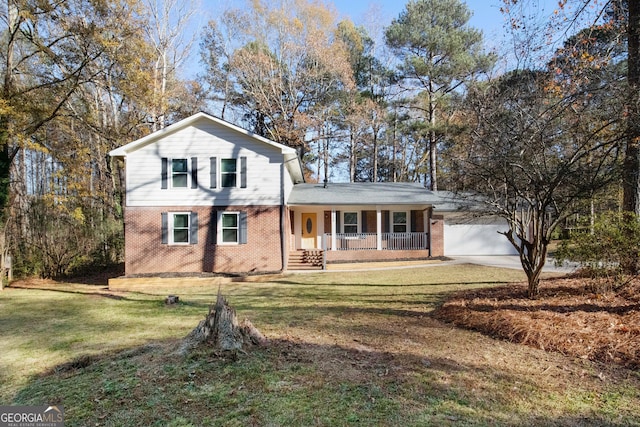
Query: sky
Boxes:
[
  {"xmin": 327, "ymin": 0, "xmax": 564, "ymax": 55},
  {"xmin": 185, "ymin": 0, "xmax": 567, "ymax": 77},
  {"xmin": 331, "ymin": 0, "xmax": 509, "ymax": 36}
]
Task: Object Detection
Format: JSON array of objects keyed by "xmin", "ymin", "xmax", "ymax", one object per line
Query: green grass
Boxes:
[{"xmin": 2, "ymin": 264, "xmax": 640, "ymax": 426}]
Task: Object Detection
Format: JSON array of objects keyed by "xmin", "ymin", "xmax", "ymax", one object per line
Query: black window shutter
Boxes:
[
  {"xmin": 161, "ymin": 158, "xmax": 168, "ymax": 189},
  {"xmin": 411, "ymin": 210, "xmax": 417, "ymax": 233},
  {"xmin": 210, "ymin": 157, "xmax": 217, "ymax": 188},
  {"xmin": 239, "ymin": 211, "xmax": 248, "ymax": 244},
  {"xmin": 361, "ymin": 211, "xmax": 368, "ymax": 233},
  {"xmin": 191, "ymin": 157, "xmax": 198, "ymax": 189},
  {"xmin": 161, "ymin": 212, "xmax": 168, "ymax": 244},
  {"xmin": 190, "ymin": 212, "xmax": 198, "ymax": 244},
  {"xmin": 209, "ymin": 209, "xmax": 217, "ymax": 244},
  {"xmin": 336, "ymin": 211, "xmax": 341, "ymax": 232},
  {"xmin": 240, "ymin": 157, "xmax": 247, "ymax": 188}
]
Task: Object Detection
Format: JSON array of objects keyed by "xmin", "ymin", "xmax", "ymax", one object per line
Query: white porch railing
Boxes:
[{"xmin": 323, "ymin": 233, "xmax": 429, "ymax": 251}]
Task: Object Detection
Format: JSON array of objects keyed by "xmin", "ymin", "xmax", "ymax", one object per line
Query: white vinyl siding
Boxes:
[{"xmin": 125, "ymin": 119, "xmax": 285, "ymax": 206}]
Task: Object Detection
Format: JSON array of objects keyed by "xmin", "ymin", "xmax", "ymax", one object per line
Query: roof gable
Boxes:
[
  {"xmin": 110, "ymin": 112, "xmax": 295, "ymax": 156},
  {"xmin": 109, "ymin": 112, "xmax": 304, "ymax": 183}
]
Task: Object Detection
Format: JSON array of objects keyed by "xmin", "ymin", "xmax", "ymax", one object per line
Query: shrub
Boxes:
[
  {"xmin": 555, "ymin": 212, "xmax": 640, "ymax": 291},
  {"xmin": 12, "ymin": 198, "xmax": 123, "ymax": 279}
]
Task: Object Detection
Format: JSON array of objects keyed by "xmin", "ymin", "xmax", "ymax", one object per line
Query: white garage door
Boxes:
[{"xmin": 444, "ymin": 220, "xmax": 517, "ymax": 256}]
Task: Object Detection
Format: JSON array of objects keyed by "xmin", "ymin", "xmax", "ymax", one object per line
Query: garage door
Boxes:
[{"xmin": 444, "ymin": 220, "xmax": 517, "ymax": 256}]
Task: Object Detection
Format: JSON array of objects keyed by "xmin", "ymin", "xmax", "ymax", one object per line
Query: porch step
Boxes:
[{"xmin": 287, "ymin": 250, "xmax": 324, "ymax": 271}]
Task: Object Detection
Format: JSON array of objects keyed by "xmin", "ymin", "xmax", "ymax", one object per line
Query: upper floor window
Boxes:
[
  {"xmin": 209, "ymin": 157, "xmax": 247, "ymax": 189},
  {"xmin": 161, "ymin": 157, "xmax": 197, "ymax": 189},
  {"xmin": 221, "ymin": 159, "xmax": 237, "ymax": 188},
  {"xmin": 172, "ymin": 159, "xmax": 188, "ymax": 188}
]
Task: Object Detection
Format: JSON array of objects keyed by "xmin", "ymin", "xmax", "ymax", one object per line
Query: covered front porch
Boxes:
[
  {"xmin": 286, "ymin": 183, "xmax": 448, "ymax": 269},
  {"xmin": 288, "ymin": 207, "xmax": 442, "ymax": 268}
]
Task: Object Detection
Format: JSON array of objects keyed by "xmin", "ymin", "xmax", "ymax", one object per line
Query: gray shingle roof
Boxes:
[{"xmin": 288, "ymin": 183, "xmax": 465, "ymax": 210}]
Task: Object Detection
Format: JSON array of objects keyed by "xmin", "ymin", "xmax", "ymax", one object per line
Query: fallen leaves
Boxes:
[{"xmin": 432, "ymin": 276, "xmax": 640, "ymax": 367}]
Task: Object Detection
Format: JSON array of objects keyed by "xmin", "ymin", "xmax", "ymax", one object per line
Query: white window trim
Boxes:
[
  {"xmin": 392, "ymin": 211, "xmax": 408, "ymax": 233},
  {"xmin": 169, "ymin": 211, "xmax": 191, "ymax": 245},
  {"xmin": 220, "ymin": 158, "xmax": 238, "ymax": 188},
  {"xmin": 218, "ymin": 211, "xmax": 240, "ymax": 245},
  {"xmin": 342, "ymin": 211, "xmax": 359, "ymax": 234},
  {"xmin": 170, "ymin": 158, "xmax": 191, "ymax": 189}
]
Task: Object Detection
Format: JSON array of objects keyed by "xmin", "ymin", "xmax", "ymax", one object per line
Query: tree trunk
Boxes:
[
  {"xmin": 349, "ymin": 128, "xmax": 356, "ymax": 183},
  {"xmin": 179, "ymin": 289, "xmax": 266, "ymax": 354},
  {"xmin": 623, "ymin": 1, "xmax": 640, "ymax": 273},
  {"xmin": 522, "ymin": 234, "xmax": 548, "ymax": 298},
  {"xmin": 624, "ymin": 0, "xmax": 640, "ymax": 213},
  {"xmin": 428, "ymin": 95, "xmax": 437, "ymax": 191},
  {"xmin": 372, "ymin": 132, "xmax": 378, "ymax": 182},
  {"xmin": 504, "ymin": 211, "xmax": 549, "ymax": 299}
]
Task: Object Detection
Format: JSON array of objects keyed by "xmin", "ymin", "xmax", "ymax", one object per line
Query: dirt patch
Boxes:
[{"xmin": 432, "ymin": 275, "xmax": 640, "ymax": 367}]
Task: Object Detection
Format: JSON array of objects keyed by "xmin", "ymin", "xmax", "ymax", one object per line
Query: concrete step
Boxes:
[{"xmin": 287, "ymin": 250, "xmax": 324, "ymax": 270}]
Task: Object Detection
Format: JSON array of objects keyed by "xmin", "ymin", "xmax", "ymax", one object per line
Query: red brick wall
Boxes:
[
  {"xmin": 124, "ymin": 206, "xmax": 283, "ymax": 275},
  {"xmin": 326, "ymin": 249, "xmax": 431, "ymax": 263},
  {"xmin": 430, "ymin": 214, "xmax": 444, "ymax": 257},
  {"xmin": 284, "ymin": 207, "xmax": 293, "ymax": 270}
]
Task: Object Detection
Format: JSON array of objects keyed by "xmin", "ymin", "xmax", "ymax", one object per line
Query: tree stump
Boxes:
[
  {"xmin": 165, "ymin": 295, "xmax": 179, "ymax": 305},
  {"xmin": 179, "ymin": 289, "xmax": 266, "ymax": 355}
]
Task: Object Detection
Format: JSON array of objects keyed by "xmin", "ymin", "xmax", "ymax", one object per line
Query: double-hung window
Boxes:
[
  {"xmin": 343, "ymin": 212, "xmax": 358, "ymax": 234},
  {"xmin": 171, "ymin": 213, "xmax": 190, "ymax": 243},
  {"xmin": 221, "ymin": 212, "xmax": 239, "ymax": 243},
  {"xmin": 392, "ymin": 212, "xmax": 407, "ymax": 233},
  {"xmin": 209, "ymin": 157, "xmax": 247, "ymax": 189},
  {"xmin": 221, "ymin": 159, "xmax": 237, "ymax": 188},
  {"xmin": 171, "ymin": 159, "xmax": 188, "ymax": 188},
  {"xmin": 162, "ymin": 211, "xmax": 198, "ymax": 245},
  {"xmin": 161, "ymin": 157, "xmax": 198, "ymax": 189},
  {"xmin": 214, "ymin": 211, "xmax": 248, "ymax": 245}
]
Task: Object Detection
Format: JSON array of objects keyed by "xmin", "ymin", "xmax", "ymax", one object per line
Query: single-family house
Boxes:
[{"xmin": 109, "ymin": 112, "xmax": 516, "ymax": 275}]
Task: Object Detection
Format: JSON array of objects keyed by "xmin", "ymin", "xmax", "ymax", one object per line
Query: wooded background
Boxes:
[{"xmin": 0, "ymin": 0, "xmax": 635, "ymax": 281}]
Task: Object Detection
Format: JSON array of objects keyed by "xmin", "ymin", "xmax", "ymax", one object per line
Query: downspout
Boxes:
[
  {"xmin": 427, "ymin": 207, "xmax": 432, "ymax": 257},
  {"xmin": 280, "ymin": 162, "xmax": 286, "ymax": 272}
]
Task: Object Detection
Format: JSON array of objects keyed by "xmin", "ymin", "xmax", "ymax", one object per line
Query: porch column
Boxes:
[
  {"xmin": 376, "ymin": 208, "xmax": 382, "ymax": 250},
  {"xmin": 331, "ymin": 209, "xmax": 337, "ymax": 250}
]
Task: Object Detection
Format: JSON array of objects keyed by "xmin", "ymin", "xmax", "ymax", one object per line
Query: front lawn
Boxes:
[{"xmin": 1, "ymin": 264, "xmax": 639, "ymax": 426}]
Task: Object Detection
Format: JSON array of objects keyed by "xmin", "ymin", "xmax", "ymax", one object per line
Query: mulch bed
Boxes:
[{"xmin": 432, "ymin": 275, "xmax": 640, "ymax": 367}]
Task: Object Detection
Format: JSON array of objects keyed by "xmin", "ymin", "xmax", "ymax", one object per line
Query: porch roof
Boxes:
[{"xmin": 288, "ymin": 183, "xmax": 460, "ymax": 209}]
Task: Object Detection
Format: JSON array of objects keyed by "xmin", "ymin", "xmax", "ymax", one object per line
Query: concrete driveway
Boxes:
[
  {"xmin": 450, "ymin": 255, "xmax": 577, "ymax": 274},
  {"xmin": 320, "ymin": 255, "xmax": 577, "ymax": 273}
]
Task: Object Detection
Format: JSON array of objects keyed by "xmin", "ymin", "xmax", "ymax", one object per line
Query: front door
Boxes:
[{"xmin": 301, "ymin": 213, "xmax": 317, "ymax": 249}]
